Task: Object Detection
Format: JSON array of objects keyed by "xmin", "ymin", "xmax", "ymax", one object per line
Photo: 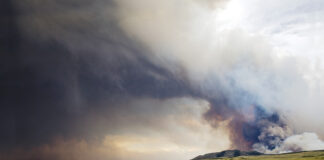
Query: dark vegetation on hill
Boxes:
[{"xmin": 192, "ymin": 150, "xmax": 263, "ymax": 160}]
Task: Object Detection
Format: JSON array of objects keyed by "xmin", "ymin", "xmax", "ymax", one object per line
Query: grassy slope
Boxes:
[{"xmin": 202, "ymin": 150, "xmax": 324, "ymax": 160}]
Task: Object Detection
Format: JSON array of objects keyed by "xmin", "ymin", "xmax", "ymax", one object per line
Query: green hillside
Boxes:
[{"xmin": 201, "ymin": 150, "xmax": 324, "ymax": 160}]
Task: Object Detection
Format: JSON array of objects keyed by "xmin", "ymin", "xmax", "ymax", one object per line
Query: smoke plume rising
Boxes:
[
  {"xmin": 1, "ymin": 0, "xmax": 324, "ymax": 159},
  {"xmin": 114, "ymin": 0, "xmax": 324, "ymax": 153}
]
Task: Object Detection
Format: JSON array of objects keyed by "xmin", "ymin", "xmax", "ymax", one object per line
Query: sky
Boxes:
[{"xmin": 1, "ymin": 0, "xmax": 324, "ymax": 160}]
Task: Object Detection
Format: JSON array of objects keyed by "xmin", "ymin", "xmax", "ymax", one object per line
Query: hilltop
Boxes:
[
  {"xmin": 192, "ymin": 150, "xmax": 262, "ymax": 160},
  {"xmin": 192, "ymin": 150, "xmax": 324, "ymax": 160}
]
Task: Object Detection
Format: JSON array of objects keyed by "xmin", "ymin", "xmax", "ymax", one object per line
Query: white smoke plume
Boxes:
[{"xmin": 254, "ymin": 132, "xmax": 324, "ymax": 154}]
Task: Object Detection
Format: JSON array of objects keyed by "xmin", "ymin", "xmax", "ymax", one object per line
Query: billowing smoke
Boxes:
[
  {"xmin": 2, "ymin": 0, "xmax": 324, "ymax": 159},
  {"xmin": 254, "ymin": 132, "xmax": 324, "ymax": 154},
  {"xmin": 113, "ymin": 0, "xmax": 324, "ymax": 153}
]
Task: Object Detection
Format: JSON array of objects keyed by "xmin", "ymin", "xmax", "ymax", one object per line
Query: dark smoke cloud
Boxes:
[
  {"xmin": 0, "ymin": 0, "xmax": 198, "ymax": 151},
  {"xmin": 203, "ymin": 93, "xmax": 287, "ymax": 151}
]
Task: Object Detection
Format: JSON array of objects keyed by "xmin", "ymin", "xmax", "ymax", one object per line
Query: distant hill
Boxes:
[
  {"xmin": 192, "ymin": 150, "xmax": 324, "ymax": 160},
  {"xmin": 192, "ymin": 150, "xmax": 262, "ymax": 160}
]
